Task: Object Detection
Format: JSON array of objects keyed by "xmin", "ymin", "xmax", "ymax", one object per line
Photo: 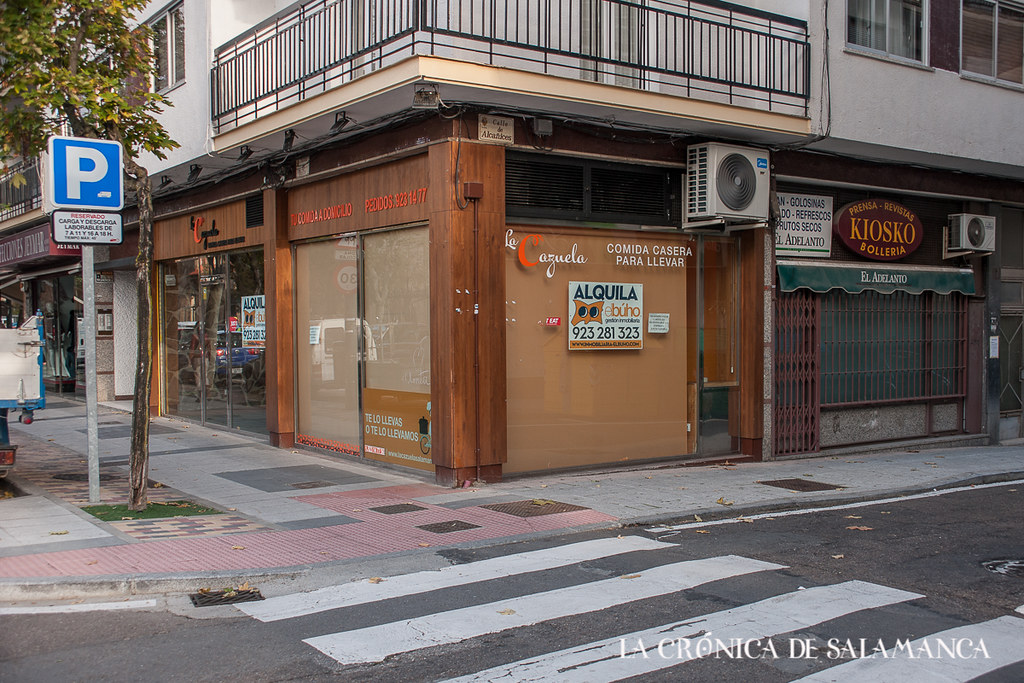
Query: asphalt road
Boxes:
[{"xmin": 1, "ymin": 483, "xmax": 1022, "ymax": 682}]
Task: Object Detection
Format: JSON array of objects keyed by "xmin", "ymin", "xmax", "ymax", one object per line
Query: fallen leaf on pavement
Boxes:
[
  {"xmin": 418, "ymin": 543, "xmax": 431, "ymax": 547},
  {"xmin": 368, "ymin": 577, "xmax": 384, "ymax": 584},
  {"xmin": 498, "ymin": 609, "xmax": 516, "ymax": 615},
  {"xmin": 531, "ymin": 499, "xmax": 556, "ymax": 506},
  {"xmin": 695, "ymin": 530, "xmax": 711, "ymax": 534},
  {"xmin": 621, "ymin": 574, "xmax": 642, "ymax": 580},
  {"xmin": 231, "ymin": 545, "xmax": 246, "ymax": 550},
  {"xmin": 845, "ymin": 526, "xmax": 873, "ymax": 531},
  {"xmin": 736, "ymin": 517, "xmax": 754, "ymax": 523},
  {"xmin": 694, "ymin": 514, "xmax": 703, "ymax": 522},
  {"xmin": 831, "ymin": 554, "xmax": 845, "ymax": 559},
  {"xmin": 880, "ymin": 511, "xmax": 891, "ymax": 515},
  {"xmin": 716, "ymin": 497, "xmax": 734, "ymax": 506},
  {"xmin": 844, "ymin": 515, "xmax": 862, "ymax": 519},
  {"xmin": 49, "ymin": 530, "xmax": 69, "ymax": 535}
]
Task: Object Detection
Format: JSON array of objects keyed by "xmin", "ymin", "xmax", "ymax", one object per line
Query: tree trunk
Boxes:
[{"xmin": 128, "ymin": 169, "xmax": 154, "ymax": 511}]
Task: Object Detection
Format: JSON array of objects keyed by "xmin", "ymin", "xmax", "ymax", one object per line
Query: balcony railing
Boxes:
[
  {"xmin": 212, "ymin": 0, "xmax": 810, "ymax": 132},
  {"xmin": 0, "ymin": 160, "xmax": 42, "ymax": 223}
]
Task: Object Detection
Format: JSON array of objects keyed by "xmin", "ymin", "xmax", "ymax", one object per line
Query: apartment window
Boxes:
[
  {"xmin": 152, "ymin": 4, "xmax": 185, "ymax": 91},
  {"xmin": 847, "ymin": 0, "xmax": 925, "ymax": 61},
  {"xmin": 963, "ymin": 0, "xmax": 1024, "ymax": 84}
]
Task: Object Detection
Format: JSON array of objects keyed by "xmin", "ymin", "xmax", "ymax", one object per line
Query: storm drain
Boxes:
[
  {"xmin": 480, "ymin": 500, "xmax": 589, "ymax": 517},
  {"xmin": 981, "ymin": 559, "xmax": 1024, "ymax": 577},
  {"xmin": 189, "ymin": 588, "xmax": 264, "ymax": 607},
  {"xmin": 757, "ymin": 478, "xmax": 846, "ymax": 492},
  {"xmin": 289, "ymin": 481, "xmax": 334, "ymax": 490},
  {"xmin": 370, "ymin": 503, "xmax": 427, "ymax": 514},
  {"xmin": 417, "ymin": 520, "xmax": 481, "ymax": 534}
]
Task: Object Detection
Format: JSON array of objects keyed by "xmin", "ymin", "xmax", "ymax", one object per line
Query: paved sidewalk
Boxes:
[{"xmin": 1, "ymin": 399, "xmax": 1022, "ymax": 600}]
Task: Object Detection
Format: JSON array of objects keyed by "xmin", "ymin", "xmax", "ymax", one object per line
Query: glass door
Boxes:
[{"xmin": 699, "ymin": 237, "xmax": 740, "ymax": 455}]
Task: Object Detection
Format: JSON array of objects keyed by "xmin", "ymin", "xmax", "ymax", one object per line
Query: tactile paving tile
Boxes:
[{"xmin": 108, "ymin": 514, "xmax": 271, "ymax": 540}]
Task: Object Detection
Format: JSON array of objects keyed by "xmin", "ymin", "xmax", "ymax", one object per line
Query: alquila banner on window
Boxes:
[{"xmin": 568, "ymin": 281, "xmax": 644, "ymax": 350}]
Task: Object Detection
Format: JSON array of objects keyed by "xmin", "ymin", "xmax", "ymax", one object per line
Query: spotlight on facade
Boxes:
[
  {"xmin": 411, "ymin": 85, "xmax": 440, "ymax": 109},
  {"xmin": 329, "ymin": 112, "xmax": 350, "ymax": 134},
  {"xmin": 238, "ymin": 145, "xmax": 253, "ymax": 161},
  {"xmin": 186, "ymin": 164, "xmax": 203, "ymax": 183},
  {"xmin": 282, "ymin": 129, "xmax": 296, "ymax": 152}
]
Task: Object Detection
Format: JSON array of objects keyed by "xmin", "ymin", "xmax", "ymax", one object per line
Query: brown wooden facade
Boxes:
[{"xmin": 151, "ymin": 129, "xmax": 768, "ymax": 484}]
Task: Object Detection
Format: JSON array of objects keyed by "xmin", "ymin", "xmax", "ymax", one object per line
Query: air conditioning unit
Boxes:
[
  {"xmin": 685, "ymin": 143, "xmax": 770, "ymax": 224},
  {"xmin": 946, "ymin": 213, "xmax": 996, "ymax": 254}
]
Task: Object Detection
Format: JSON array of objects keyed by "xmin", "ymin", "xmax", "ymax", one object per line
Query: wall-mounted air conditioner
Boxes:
[
  {"xmin": 685, "ymin": 143, "xmax": 770, "ymax": 225},
  {"xmin": 945, "ymin": 213, "xmax": 996, "ymax": 256}
]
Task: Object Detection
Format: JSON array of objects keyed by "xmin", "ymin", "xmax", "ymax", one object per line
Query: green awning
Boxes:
[{"xmin": 777, "ymin": 260, "xmax": 976, "ymax": 295}]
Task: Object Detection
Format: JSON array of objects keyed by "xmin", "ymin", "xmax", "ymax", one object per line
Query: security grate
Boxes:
[
  {"xmin": 480, "ymin": 500, "xmax": 589, "ymax": 517},
  {"xmin": 774, "ymin": 290, "xmax": 820, "ymax": 457}
]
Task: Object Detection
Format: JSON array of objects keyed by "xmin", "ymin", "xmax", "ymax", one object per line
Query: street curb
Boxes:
[{"xmin": 3, "ymin": 472, "xmax": 1022, "ymax": 603}]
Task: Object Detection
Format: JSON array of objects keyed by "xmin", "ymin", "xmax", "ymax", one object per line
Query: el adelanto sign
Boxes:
[{"xmin": 833, "ymin": 199, "xmax": 923, "ymax": 261}]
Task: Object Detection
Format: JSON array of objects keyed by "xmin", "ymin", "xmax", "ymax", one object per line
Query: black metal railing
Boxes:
[
  {"xmin": 0, "ymin": 159, "xmax": 42, "ymax": 223},
  {"xmin": 212, "ymin": 0, "xmax": 810, "ymax": 132}
]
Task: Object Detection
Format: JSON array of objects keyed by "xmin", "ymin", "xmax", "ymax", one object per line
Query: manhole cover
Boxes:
[
  {"xmin": 370, "ymin": 503, "xmax": 427, "ymax": 514},
  {"xmin": 289, "ymin": 481, "xmax": 334, "ymax": 489},
  {"xmin": 981, "ymin": 559, "xmax": 1024, "ymax": 577},
  {"xmin": 417, "ymin": 520, "xmax": 481, "ymax": 534},
  {"xmin": 758, "ymin": 478, "xmax": 845, "ymax": 492},
  {"xmin": 52, "ymin": 472, "xmax": 119, "ymax": 482},
  {"xmin": 189, "ymin": 588, "xmax": 264, "ymax": 607},
  {"xmin": 480, "ymin": 500, "xmax": 589, "ymax": 518}
]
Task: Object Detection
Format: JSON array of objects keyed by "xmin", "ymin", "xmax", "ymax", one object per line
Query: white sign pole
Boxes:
[{"xmin": 83, "ymin": 245, "xmax": 100, "ymax": 503}]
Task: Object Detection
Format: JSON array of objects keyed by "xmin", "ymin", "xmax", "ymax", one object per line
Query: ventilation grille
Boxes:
[
  {"xmin": 245, "ymin": 194, "xmax": 264, "ymax": 228},
  {"xmin": 507, "ymin": 153, "xmax": 679, "ymax": 225},
  {"xmin": 686, "ymin": 145, "xmax": 710, "ymax": 218}
]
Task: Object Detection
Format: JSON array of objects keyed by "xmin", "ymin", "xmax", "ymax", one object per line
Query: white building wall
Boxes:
[{"xmin": 813, "ymin": 2, "xmax": 1024, "ymax": 176}]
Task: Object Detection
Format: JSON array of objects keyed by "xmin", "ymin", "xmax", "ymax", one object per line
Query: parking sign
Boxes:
[{"xmin": 44, "ymin": 136, "xmax": 124, "ymax": 212}]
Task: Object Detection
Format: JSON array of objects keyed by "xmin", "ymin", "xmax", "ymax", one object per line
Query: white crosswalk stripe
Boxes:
[
  {"xmin": 795, "ymin": 615, "xmax": 1024, "ymax": 683},
  {"xmin": 446, "ymin": 581, "xmax": 922, "ymax": 683},
  {"xmin": 303, "ymin": 554, "xmax": 784, "ymax": 665},
  {"xmin": 245, "ymin": 538, "xmax": 1024, "ymax": 682},
  {"xmin": 239, "ymin": 536, "xmax": 667, "ymax": 622}
]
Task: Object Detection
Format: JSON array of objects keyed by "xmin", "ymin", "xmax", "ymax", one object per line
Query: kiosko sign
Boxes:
[{"xmin": 833, "ymin": 199, "xmax": 923, "ymax": 261}]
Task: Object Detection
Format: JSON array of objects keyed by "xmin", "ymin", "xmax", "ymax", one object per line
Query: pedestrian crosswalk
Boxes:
[{"xmin": 237, "ymin": 536, "xmax": 1024, "ymax": 682}]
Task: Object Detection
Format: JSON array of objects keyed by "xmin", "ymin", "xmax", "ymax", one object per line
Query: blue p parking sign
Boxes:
[{"xmin": 44, "ymin": 136, "xmax": 124, "ymax": 212}]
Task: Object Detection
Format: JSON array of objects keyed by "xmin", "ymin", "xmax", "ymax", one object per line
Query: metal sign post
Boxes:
[
  {"xmin": 83, "ymin": 245, "xmax": 100, "ymax": 503},
  {"xmin": 43, "ymin": 135, "xmax": 124, "ymax": 504}
]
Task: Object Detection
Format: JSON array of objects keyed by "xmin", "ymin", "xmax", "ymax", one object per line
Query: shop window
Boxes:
[
  {"xmin": 152, "ymin": 3, "xmax": 185, "ymax": 91},
  {"xmin": 847, "ymin": 0, "xmax": 925, "ymax": 62},
  {"xmin": 963, "ymin": 0, "xmax": 1024, "ymax": 84},
  {"xmin": 821, "ymin": 290, "xmax": 966, "ymax": 406}
]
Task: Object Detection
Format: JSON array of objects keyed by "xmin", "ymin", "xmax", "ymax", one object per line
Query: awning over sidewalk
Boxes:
[{"xmin": 777, "ymin": 260, "xmax": 976, "ymax": 296}]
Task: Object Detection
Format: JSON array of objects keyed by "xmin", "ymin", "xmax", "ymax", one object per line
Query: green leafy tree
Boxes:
[{"xmin": 0, "ymin": 0, "xmax": 179, "ymax": 510}]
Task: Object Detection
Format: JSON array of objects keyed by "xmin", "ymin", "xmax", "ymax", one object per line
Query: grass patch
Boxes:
[{"xmin": 82, "ymin": 500, "xmax": 222, "ymax": 521}]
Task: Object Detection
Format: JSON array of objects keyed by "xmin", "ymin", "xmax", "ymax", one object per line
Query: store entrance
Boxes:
[{"xmin": 162, "ymin": 250, "xmax": 266, "ymax": 433}]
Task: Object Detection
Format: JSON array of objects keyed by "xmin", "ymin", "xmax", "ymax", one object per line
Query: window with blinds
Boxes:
[
  {"xmin": 963, "ymin": 0, "xmax": 1024, "ymax": 84},
  {"xmin": 847, "ymin": 0, "xmax": 925, "ymax": 62}
]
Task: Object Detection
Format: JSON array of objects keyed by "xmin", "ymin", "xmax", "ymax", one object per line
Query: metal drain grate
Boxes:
[
  {"xmin": 981, "ymin": 559, "xmax": 1024, "ymax": 577},
  {"xmin": 289, "ymin": 481, "xmax": 334, "ymax": 489},
  {"xmin": 417, "ymin": 520, "xmax": 481, "ymax": 534},
  {"xmin": 189, "ymin": 588, "xmax": 264, "ymax": 607},
  {"xmin": 480, "ymin": 500, "xmax": 589, "ymax": 518},
  {"xmin": 370, "ymin": 503, "xmax": 427, "ymax": 514},
  {"xmin": 757, "ymin": 478, "xmax": 846, "ymax": 492}
]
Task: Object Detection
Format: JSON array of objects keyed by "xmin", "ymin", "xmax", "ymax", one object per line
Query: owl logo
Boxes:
[
  {"xmin": 571, "ymin": 300, "xmax": 603, "ymax": 325},
  {"xmin": 243, "ymin": 309, "xmax": 257, "ymax": 326}
]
